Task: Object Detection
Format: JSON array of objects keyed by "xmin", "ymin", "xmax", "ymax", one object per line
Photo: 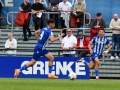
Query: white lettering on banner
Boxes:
[
  {"xmin": 0, "ymin": 0, "xmax": 13, "ymax": 7},
  {"xmin": 21, "ymin": 61, "xmax": 32, "ymax": 74},
  {"xmin": 21, "ymin": 61, "xmax": 86, "ymax": 75},
  {"xmin": 76, "ymin": 63, "xmax": 86, "ymax": 75},
  {"xmin": 0, "ymin": 0, "xmax": 4, "ymax": 6},
  {"xmin": 33, "ymin": 61, "xmax": 44, "ymax": 74},
  {"xmin": 56, "ymin": 62, "xmax": 74, "ymax": 75}
]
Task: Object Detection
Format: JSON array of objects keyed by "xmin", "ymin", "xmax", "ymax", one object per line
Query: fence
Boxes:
[
  {"xmin": 1, "ymin": 48, "xmax": 120, "ymax": 63},
  {"xmin": 6, "ymin": 11, "xmax": 91, "ymax": 33}
]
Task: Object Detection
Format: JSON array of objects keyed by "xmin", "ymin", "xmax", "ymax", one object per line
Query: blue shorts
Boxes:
[
  {"xmin": 32, "ymin": 44, "xmax": 49, "ymax": 61},
  {"xmin": 91, "ymin": 53, "xmax": 100, "ymax": 61}
]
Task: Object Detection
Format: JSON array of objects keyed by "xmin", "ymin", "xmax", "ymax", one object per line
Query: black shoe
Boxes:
[{"xmin": 23, "ymin": 38, "xmax": 28, "ymax": 41}]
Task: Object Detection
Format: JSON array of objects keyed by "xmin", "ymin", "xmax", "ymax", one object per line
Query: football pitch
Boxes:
[{"xmin": 0, "ymin": 78, "xmax": 120, "ymax": 90}]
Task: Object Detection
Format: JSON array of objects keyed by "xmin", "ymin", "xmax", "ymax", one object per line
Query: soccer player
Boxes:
[
  {"xmin": 77, "ymin": 29, "xmax": 111, "ymax": 80},
  {"xmin": 14, "ymin": 19, "xmax": 64, "ymax": 79}
]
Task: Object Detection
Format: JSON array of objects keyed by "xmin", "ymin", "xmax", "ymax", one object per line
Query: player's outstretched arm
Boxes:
[
  {"xmin": 49, "ymin": 33, "xmax": 64, "ymax": 42},
  {"xmin": 34, "ymin": 30, "xmax": 40, "ymax": 41},
  {"xmin": 106, "ymin": 44, "xmax": 111, "ymax": 52}
]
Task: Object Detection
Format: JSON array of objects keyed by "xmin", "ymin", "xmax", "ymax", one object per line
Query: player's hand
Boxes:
[
  {"xmin": 90, "ymin": 49, "xmax": 93, "ymax": 54},
  {"xmin": 103, "ymin": 50, "xmax": 108, "ymax": 54},
  {"xmin": 63, "ymin": 47, "xmax": 68, "ymax": 51},
  {"xmin": 115, "ymin": 27, "xmax": 119, "ymax": 30},
  {"xmin": 60, "ymin": 33, "xmax": 65, "ymax": 37}
]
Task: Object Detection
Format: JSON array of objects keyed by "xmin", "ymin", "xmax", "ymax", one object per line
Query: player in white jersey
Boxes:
[{"xmin": 77, "ymin": 29, "xmax": 111, "ymax": 80}]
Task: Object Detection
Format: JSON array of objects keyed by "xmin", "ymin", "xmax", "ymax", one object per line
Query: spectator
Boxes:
[
  {"xmin": 90, "ymin": 13, "xmax": 106, "ymax": 40},
  {"xmin": 109, "ymin": 14, "xmax": 120, "ymax": 60},
  {"xmin": 5, "ymin": 33, "xmax": 17, "ymax": 56},
  {"xmin": 59, "ymin": 0, "xmax": 72, "ymax": 29},
  {"xmin": 76, "ymin": 31, "xmax": 89, "ymax": 57},
  {"xmin": 48, "ymin": 0, "xmax": 62, "ymax": 28},
  {"xmin": 61, "ymin": 28, "xmax": 77, "ymax": 57},
  {"xmin": 73, "ymin": 0, "xmax": 86, "ymax": 30},
  {"xmin": 31, "ymin": 0, "xmax": 46, "ymax": 31},
  {"xmin": 19, "ymin": 0, "xmax": 32, "ymax": 41}
]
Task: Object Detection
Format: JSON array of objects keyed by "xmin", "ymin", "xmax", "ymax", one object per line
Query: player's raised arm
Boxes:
[
  {"xmin": 34, "ymin": 30, "xmax": 40, "ymax": 41},
  {"xmin": 49, "ymin": 33, "xmax": 64, "ymax": 42}
]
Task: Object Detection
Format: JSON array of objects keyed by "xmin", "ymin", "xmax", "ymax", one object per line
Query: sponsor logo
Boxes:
[{"xmin": 21, "ymin": 61, "xmax": 86, "ymax": 75}]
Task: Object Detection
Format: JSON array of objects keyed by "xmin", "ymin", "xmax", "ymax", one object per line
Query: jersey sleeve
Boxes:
[
  {"xmin": 91, "ymin": 37, "xmax": 95, "ymax": 44},
  {"xmin": 106, "ymin": 38, "xmax": 110, "ymax": 45},
  {"xmin": 49, "ymin": 31, "xmax": 53, "ymax": 37}
]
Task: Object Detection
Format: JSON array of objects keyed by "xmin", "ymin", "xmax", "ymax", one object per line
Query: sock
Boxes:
[
  {"xmin": 82, "ymin": 60, "xmax": 88, "ymax": 65},
  {"xmin": 49, "ymin": 65, "xmax": 53, "ymax": 74},
  {"xmin": 19, "ymin": 65, "xmax": 28, "ymax": 72},
  {"xmin": 95, "ymin": 70, "xmax": 99, "ymax": 79}
]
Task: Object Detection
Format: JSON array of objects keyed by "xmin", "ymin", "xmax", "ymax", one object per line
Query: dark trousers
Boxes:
[
  {"xmin": 111, "ymin": 34, "xmax": 120, "ymax": 56},
  {"xmin": 63, "ymin": 54, "xmax": 75, "ymax": 57},
  {"xmin": 50, "ymin": 14, "xmax": 58, "ymax": 28},
  {"xmin": 34, "ymin": 20, "xmax": 44, "ymax": 31},
  {"xmin": 61, "ymin": 17, "xmax": 67, "ymax": 37},
  {"xmin": 23, "ymin": 22, "xmax": 31, "ymax": 39},
  {"xmin": 60, "ymin": 17, "xmax": 66, "ymax": 29},
  {"xmin": 76, "ymin": 50, "xmax": 88, "ymax": 57}
]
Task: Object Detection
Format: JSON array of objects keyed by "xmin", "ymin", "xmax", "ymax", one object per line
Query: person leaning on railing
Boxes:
[
  {"xmin": 48, "ymin": 0, "xmax": 62, "ymax": 28},
  {"xmin": 31, "ymin": 0, "xmax": 46, "ymax": 31},
  {"xmin": 19, "ymin": 0, "xmax": 32, "ymax": 41},
  {"xmin": 76, "ymin": 31, "xmax": 89, "ymax": 57},
  {"xmin": 4, "ymin": 33, "xmax": 17, "ymax": 56},
  {"xmin": 72, "ymin": 0, "xmax": 86, "ymax": 31},
  {"xmin": 90, "ymin": 13, "xmax": 106, "ymax": 40},
  {"xmin": 61, "ymin": 28, "xmax": 77, "ymax": 57},
  {"xmin": 109, "ymin": 14, "xmax": 120, "ymax": 60},
  {"xmin": 58, "ymin": 0, "xmax": 72, "ymax": 38}
]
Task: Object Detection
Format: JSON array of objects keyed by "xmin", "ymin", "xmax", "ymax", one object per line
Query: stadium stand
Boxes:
[{"xmin": 0, "ymin": 28, "xmax": 120, "ymax": 78}]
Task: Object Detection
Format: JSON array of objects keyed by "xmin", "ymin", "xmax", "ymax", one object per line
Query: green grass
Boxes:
[{"xmin": 0, "ymin": 78, "xmax": 120, "ymax": 90}]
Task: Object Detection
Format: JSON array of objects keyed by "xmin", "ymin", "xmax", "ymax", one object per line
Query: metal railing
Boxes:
[
  {"xmin": 6, "ymin": 11, "xmax": 91, "ymax": 32},
  {"xmin": 1, "ymin": 48, "xmax": 120, "ymax": 63}
]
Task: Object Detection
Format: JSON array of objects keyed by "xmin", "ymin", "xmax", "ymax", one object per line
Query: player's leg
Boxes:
[
  {"xmin": 44, "ymin": 52, "xmax": 58, "ymax": 79},
  {"xmin": 94, "ymin": 57, "xmax": 100, "ymax": 80},
  {"xmin": 14, "ymin": 48, "xmax": 39, "ymax": 79},
  {"xmin": 14, "ymin": 59, "xmax": 37, "ymax": 79},
  {"xmin": 77, "ymin": 58, "xmax": 95, "ymax": 69}
]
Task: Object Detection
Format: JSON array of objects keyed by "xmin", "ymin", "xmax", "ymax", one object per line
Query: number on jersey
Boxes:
[{"xmin": 39, "ymin": 31, "xmax": 44, "ymax": 40}]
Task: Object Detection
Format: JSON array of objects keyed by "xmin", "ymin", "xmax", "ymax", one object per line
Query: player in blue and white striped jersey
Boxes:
[{"xmin": 77, "ymin": 29, "xmax": 111, "ymax": 80}]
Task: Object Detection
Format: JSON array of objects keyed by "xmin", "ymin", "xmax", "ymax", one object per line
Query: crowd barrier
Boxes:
[
  {"xmin": 0, "ymin": 56, "xmax": 90, "ymax": 79},
  {"xmin": 1, "ymin": 48, "xmax": 120, "ymax": 63},
  {"xmin": 6, "ymin": 11, "xmax": 91, "ymax": 33}
]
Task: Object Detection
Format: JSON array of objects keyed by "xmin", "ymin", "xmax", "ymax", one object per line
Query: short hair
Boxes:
[
  {"xmin": 67, "ymin": 28, "xmax": 72, "ymax": 31},
  {"xmin": 47, "ymin": 18, "xmax": 55, "ymax": 24},
  {"xmin": 8, "ymin": 33, "xmax": 13, "ymax": 37},
  {"xmin": 96, "ymin": 12, "xmax": 102, "ymax": 16},
  {"xmin": 99, "ymin": 29, "xmax": 105, "ymax": 32}
]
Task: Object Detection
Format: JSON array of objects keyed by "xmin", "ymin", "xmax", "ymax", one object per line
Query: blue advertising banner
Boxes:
[{"xmin": 0, "ymin": 56, "xmax": 90, "ymax": 79}]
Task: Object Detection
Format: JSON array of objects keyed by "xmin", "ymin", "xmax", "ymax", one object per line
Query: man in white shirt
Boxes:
[
  {"xmin": 5, "ymin": 33, "xmax": 17, "ymax": 56},
  {"xmin": 61, "ymin": 28, "xmax": 77, "ymax": 57},
  {"xmin": 59, "ymin": 0, "xmax": 72, "ymax": 28},
  {"xmin": 109, "ymin": 14, "xmax": 120, "ymax": 60}
]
